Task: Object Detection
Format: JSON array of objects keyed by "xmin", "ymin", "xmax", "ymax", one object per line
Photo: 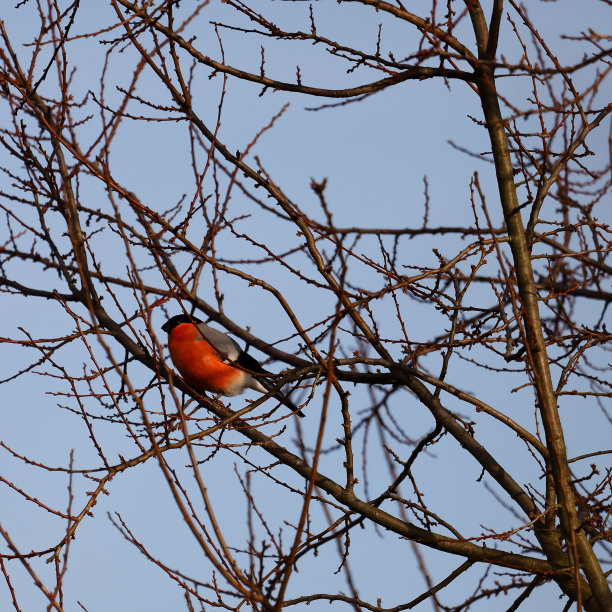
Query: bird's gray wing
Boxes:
[{"xmin": 196, "ymin": 323, "xmax": 242, "ymax": 361}]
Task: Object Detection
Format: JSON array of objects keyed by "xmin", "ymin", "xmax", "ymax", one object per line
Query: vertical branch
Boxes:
[{"xmin": 467, "ymin": 1, "xmax": 612, "ymax": 609}]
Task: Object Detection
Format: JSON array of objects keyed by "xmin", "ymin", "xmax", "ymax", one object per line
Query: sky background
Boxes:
[{"xmin": 0, "ymin": 1, "xmax": 610, "ymax": 610}]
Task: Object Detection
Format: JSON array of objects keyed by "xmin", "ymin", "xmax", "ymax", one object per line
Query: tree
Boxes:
[{"xmin": 0, "ymin": 1, "xmax": 610, "ymax": 610}]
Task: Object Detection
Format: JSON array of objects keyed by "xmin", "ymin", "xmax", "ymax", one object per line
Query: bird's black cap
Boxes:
[{"xmin": 162, "ymin": 314, "xmax": 203, "ymax": 333}]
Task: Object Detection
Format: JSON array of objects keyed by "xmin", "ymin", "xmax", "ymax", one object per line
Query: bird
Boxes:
[{"xmin": 161, "ymin": 314, "xmax": 304, "ymax": 417}]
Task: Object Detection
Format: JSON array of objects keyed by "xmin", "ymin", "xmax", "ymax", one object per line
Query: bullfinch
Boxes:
[{"xmin": 162, "ymin": 314, "xmax": 304, "ymax": 417}]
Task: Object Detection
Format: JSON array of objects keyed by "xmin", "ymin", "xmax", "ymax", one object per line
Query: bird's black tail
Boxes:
[
  {"xmin": 259, "ymin": 376, "xmax": 305, "ymax": 418},
  {"xmin": 237, "ymin": 352, "xmax": 304, "ymax": 417}
]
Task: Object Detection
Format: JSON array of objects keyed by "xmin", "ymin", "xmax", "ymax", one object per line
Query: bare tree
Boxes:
[{"xmin": 0, "ymin": 1, "xmax": 611, "ymax": 610}]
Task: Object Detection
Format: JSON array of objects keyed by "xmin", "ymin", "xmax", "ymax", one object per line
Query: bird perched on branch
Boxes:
[{"xmin": 162, "ymin": 314, "xmax": 304, "ymax": 417}]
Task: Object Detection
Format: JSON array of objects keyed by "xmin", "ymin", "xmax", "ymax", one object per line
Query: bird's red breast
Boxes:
[{"xmin": 167, "ymin": 322, "xmax": 244, "ymax": 393}]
